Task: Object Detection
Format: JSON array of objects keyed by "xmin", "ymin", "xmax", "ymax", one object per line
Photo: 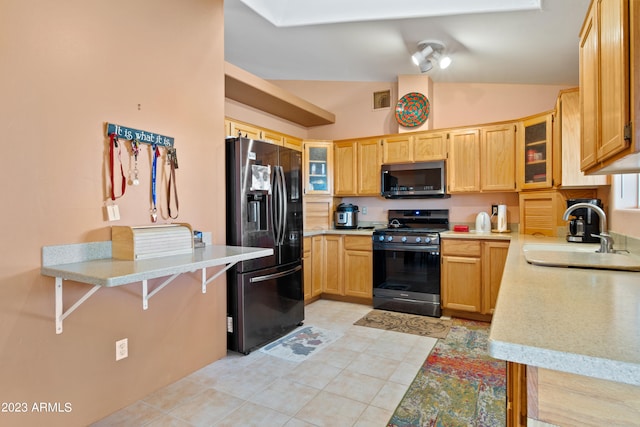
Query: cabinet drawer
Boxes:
[
  {"xmin": 441, "ymin": 239, "xmax": 481, "ymax": 257},
  {"xmin": 344, "ymin": 235, "xmax": 372, "ymax": 251},
  {"xmin": 303, "ymin": 237, "xmax": 312, "ymax": 254}
]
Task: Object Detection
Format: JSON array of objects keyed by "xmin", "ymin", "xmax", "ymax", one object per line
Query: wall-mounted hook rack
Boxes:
[{"xmin": 106, "ymin": 122, "xmax": 174, "ymax": 148}]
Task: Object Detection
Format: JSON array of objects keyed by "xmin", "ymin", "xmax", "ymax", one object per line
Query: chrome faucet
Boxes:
[{"xmin": 562, "ymin": 203, "xmax": 614, "ymax": 253}]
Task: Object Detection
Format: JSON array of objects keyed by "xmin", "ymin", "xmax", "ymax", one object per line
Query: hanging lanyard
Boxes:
[
  {"xmin": 150, "ymin": 144, "xmax": 160, "ymax": 222},
  {"xmin": 167, "ymin": 148, "xmax": 179, "ymax": 219},
  {"xmin": 109, "ymin": 133, "xmax": 126, "ymax": 200},
  {"xmin": 130, "ymin": 139, "xmax": 140, "ymax": 186}
]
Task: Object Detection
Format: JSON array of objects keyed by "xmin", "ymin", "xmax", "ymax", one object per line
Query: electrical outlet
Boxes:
[
  {"xmin": 116, "ymin": 338, "xmax": 128, "ymax": 361},
  {"xmin": 491, "ymin": 205, "xmax": 499, "ymax": 216},
  {"xmin": 361, "ymin": 206, "xmax": 368, "ymax": 215}
]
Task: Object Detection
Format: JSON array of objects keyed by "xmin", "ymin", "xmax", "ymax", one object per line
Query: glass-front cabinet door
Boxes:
[
  {"xmin": 519, "ymin": 113, "xmax": 553, "ymax": 190},
  {"xmin": 303, "ymin": 141, "xmax": 333, "ymax": 195}
]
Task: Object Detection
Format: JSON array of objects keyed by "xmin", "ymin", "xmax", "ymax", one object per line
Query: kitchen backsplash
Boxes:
[{"xmin": 611, "ymin": 232, "xmax": 640, "ymax": 254}]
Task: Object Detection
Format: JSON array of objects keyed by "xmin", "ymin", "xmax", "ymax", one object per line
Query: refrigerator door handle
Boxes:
[
  {"xmin": 273, "ymin": 165, "xmax": 286, "ymax": 246},
  {"xmin": 249, "ymin": 264, "xmax": 302, "ymax": 283},
  {"xmin": 275, "ymin": 166, "xmax": 284, "ymax": 245},
  {"xmin": 271, "ymin": 166, "xmax": 281, "ymax": 244},
  {"xmin": 279, "ymin": 165, "xmax": 288, "ymax": 245}
]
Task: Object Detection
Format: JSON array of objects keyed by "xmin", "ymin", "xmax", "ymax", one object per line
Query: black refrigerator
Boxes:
[{"xmin": 225, "ymin": 137, "xmax": 304, "ymax": 354}]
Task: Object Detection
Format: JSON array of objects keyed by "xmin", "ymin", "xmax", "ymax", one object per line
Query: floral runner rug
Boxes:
[
  {"xmin": 260, "ymin": 325, "xmax": 342, "ymax": 363},
  {"xmin": 354, "ymin": 309, "xmax": 452, "ymax": 339},
  {"xmin": 388, "ymin": 318, "xmax": 506, "ymax": 427}
]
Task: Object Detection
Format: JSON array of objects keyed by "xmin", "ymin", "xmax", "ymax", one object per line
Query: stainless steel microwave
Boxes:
[{"xmin": 381, "ymin": 161, "xmax": 448, "ymax": 198}]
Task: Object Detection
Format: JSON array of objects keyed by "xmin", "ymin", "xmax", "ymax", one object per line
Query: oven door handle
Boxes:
[{"xmin": 373, "ymin": 243, "xmax": 440, "ymax": 252}]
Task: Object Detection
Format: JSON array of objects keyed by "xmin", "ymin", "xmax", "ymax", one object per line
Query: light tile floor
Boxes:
[{"xmin": 92, "ymin": 300, "xmax": 438, "ymax": 427}]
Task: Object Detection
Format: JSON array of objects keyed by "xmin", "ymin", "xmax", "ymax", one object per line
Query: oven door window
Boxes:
[{"xmin": 373, "ymin": 247, "xmax": 440, "ymax": 294}]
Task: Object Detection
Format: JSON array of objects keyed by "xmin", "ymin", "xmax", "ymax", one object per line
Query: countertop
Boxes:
[
  {"xmin": 488, "ymin": 234, "xmax": 640, "ymax": 386},
  {"xmin": 41, "ymin": 243, "xmax": 274, "ymax": 287}
]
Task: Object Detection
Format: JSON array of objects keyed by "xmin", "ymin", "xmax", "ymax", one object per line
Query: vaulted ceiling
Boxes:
[{"xmin": 224, "ymin": 0, "xmax": 591, "ymax": 85}]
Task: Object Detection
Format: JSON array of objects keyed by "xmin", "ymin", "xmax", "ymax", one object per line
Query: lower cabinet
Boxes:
[
  {"xmin": 508, "ymin": 363, "xmax": 640, "ymax": 427},
  {"xmin": 343, "ymin": 236, "xmax": 373, "ymax": 299},
  {"xmin": 441, "ymin": 238, "xmax": 509, "ymax": 316},
  {"xmin": 303, "ymin": 237, "xmax": 322, "ymax": 302},
  {"xmin": 305, "ymin": 236, "xmax": 324, "ymax": 303},
  {"xmin": 507, "ymin": 362, "xmax": 527, "ymax": 427},
  {"xmin": 305, "ymin": 234, "xmax": 372, "ymax": 303},
  {"xmin": 482, "ymin": 241, "xmax": 509, "ymax": 314},
  {"xmin": 323, "ymin": 235, "xmax": 344, "ymax": 295},
  {"xmin": 441, "ymin": 240, "xmax": 482, "ymax": 312}
]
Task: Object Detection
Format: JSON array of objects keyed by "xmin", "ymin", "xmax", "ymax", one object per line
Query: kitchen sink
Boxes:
[{"xmin": 522, "ymin": 243, "xmax": 640, "ymax": 272}]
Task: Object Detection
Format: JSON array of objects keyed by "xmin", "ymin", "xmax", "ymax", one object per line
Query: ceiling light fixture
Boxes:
[{"xmin": 411, "ymin": 40, "xmax": 452, "ymax": 73}]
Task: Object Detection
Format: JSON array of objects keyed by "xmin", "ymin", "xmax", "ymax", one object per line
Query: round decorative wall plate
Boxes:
[{"xmin": 395, "ymin": 92, "xmax": 430, "ymax": 127}]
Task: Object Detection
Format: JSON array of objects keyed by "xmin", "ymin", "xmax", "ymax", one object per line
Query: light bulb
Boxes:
[
  {"xmin": 411, "ymin": 52, "xmax": 422, "ymax": 66},
  {"xmin": 439, "ymin": 56, "xmax": 452, "ymax": 69}
]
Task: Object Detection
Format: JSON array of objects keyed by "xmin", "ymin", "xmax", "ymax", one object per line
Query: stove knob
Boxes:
[
  {"xmin": 401, "ymin": 236, "xmax": 407, "ymax": 242},
  {"xmin": 378, "ymin": 235, "xmax": 385, "ymax": 242},
  {"xmin": 387, "ymin": 236, "xmax": 393, "ymax": 242},
  {"xmin": 423, "ymin": 237, "xmax": 431, "ymax": 244},
  {"xmin": 415, "ymin": 237, "xmax": 422, "ymax": 243}
]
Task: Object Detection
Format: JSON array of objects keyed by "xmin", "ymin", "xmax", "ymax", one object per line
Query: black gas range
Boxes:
[
  {"xmin": 372, "ymin": 209, "xmax": 449, "ymax": 317},
  {"xmin": 373, "ymin": 209, "xmax": 449, "ymax": 246}
]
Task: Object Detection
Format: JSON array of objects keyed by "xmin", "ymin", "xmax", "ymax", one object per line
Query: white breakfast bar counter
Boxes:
[
  {"xmin": 487, "ymin": 233, "xmax": 640, "ymax": 386},
  {"xmin": 41, "ymin": 242, "xmax": 273, "ymax": 334}
]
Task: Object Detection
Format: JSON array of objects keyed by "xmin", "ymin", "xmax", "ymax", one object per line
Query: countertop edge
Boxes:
[
  {"xmin": 488, "ymin": 338, "xmax": 640, "ymax": 387},
  {"xmin": 489, "ymin": 234, "xmax": 640, "ymax": 386}
]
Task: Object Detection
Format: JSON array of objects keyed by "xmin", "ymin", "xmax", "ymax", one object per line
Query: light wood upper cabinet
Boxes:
[
  {"xmin": 447, "ymin": 128, "xmax": 481, "ymax": 193},
  {"xmin": 334, "ymin": 141, "xmax": 357, "ymax": 196},
  {"xmin": 481, "ymin": 124, "xmax": 516, "ymax": 191},
  {"xmin": 261, "ymin": 129, "xmax": 285, "ymax": 146},
  {"xmin": 580, "ymin": 0, "xmax": 637, "ymax": 174},
  {"xmin": 596, "ymin": 0, "xmax": 629, "ymax": 161},
  {"xmin": 518, "ymin": 113, "xmax": 554, "ymax": 190},
  {"xmin": 413, "ymin": 131, "xmax": 447, "ymax": 161},
  {"xmin": 284, "ymin": 135, "xmax": 303, "ymax": 152},
  {"xmin": 580, "ymin": 3, "xmax": 600, "ymax": 171},
  {"xmin": 334, "ymin": 138, "xmax": 381, "ymax": 196},
  {"xmin": 381, "ymin": 132, "xmax": 446, "ymax": 164},
  {"xmin": 556, "ymin": 88, "xmax": 608, "ymax": 187},
  {"xmin": 357, "ymin": 139, "xmax": 382, "ymax": 195},
  {"xmin": 382, "ymin": 135, "xmax": 413, "ymax": 163},
  {"xmin": 225, "ymin": 118, "xmax": 302, "ymax": 151},
  {"xmin": 304, "ymin": 141, "xmax": 333, "ymax": 195},
  {"xmin": 226, "ymin": 119, "xmax": 262, "ymax": 140}
]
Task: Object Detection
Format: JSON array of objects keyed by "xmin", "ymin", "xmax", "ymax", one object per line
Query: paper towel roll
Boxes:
[{"xmin": 497, "ymin": 205, "xmax": 507, "ymax": 232}]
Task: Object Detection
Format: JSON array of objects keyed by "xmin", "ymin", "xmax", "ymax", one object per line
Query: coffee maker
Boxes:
[{"xmin": 566, "ymin": 198, "xmax": 602, "ymax": 243}]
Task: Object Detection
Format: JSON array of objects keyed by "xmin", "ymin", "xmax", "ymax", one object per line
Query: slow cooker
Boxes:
[{"xmin": 334, "ymin": 203, "xmax": 359, "ymax": 229}]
